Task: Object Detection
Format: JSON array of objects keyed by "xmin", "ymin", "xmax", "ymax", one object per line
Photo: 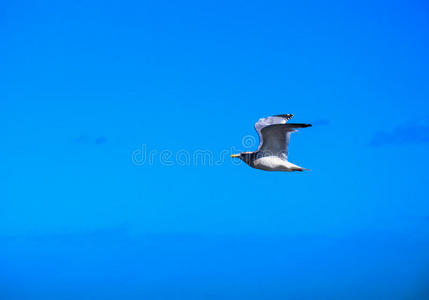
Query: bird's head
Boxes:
[{"xmin": 230, "ymin": 152, "xmax": 254, "ymax": 163}]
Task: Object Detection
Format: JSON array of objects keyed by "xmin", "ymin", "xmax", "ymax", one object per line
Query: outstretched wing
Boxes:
[
  {"xmin": 255, "ymin": 114, "xmax": 293, "ymax": 150},
  {"xmin": 259, "ymin": 124, "xmax": 311, "ymax": 160}
]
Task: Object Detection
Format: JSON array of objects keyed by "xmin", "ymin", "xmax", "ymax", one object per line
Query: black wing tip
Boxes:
[
  {"xmin": 274, "ymin": 114, "xmax": 294, "ymax": 120},
  {"xmin": 287, "ymin": 123, "xmax": 312, "ymax": 128}
]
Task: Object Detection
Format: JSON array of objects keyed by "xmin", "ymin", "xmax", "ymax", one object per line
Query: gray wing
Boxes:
[
  {"xmin": 255, "ymin": 114, "xmax": 293, "ymax": 150},
  {"xmin": 259, "ymin": 123, "xmax": 312, "ymax": 160}
]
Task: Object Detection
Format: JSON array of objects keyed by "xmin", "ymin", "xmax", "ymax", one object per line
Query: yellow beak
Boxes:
[{"xmin": 230, "ymin": 154, "xmax": 240, "ymax": 158}]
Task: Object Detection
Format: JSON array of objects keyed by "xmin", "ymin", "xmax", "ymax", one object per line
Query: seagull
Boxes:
[{"xmin": 231, "ymin": 114, "xmax": 312, "ymax": 172}]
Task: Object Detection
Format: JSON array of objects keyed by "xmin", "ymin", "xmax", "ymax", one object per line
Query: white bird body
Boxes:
[
  {"xmin": 231, "ymin": 114, "xmax": 311, "ymax": 172},
  {"xmin": 252, "ymin": 156, "xmax": 304, "ymax": 172}
]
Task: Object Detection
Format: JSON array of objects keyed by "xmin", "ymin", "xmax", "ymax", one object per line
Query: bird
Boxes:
[{"xmin": 230, "ymin": 114, "xmax": 312, "ymax": 172}]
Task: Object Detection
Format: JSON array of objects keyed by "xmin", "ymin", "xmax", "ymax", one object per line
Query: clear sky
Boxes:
[{"xmin": 2, "ymin": 0, "xmax": 429, "ymax": 299}]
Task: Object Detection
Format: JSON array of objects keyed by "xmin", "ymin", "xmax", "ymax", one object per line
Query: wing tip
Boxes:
[
  {"xmin": 274, "ymin": 114, "xmax": 294, "ymax": 120},
  {"xmin": 287, "ymin": 123, "xmax": 312, "ymax": 128}
]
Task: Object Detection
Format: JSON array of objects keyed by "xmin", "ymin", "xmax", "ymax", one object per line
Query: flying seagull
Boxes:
[{"xmin": 231, "ymin": 114, "xmax": 312, "ymax": 171}]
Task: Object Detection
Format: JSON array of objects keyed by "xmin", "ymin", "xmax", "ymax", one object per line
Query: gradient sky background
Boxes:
[{"xmin": 2, "ymin": 0, "xmax": 429, "ymax": 299}]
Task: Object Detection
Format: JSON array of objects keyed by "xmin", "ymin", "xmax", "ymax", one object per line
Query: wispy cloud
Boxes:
[
  {"xmin": 369, "ymin": 120, "xmax": 429, "ymax": 146},
  {"xmin": 95, "ymin": 136, "xmax": 108, "ymax": 145},
  {"xmin": 74, "ymin": 135, "xmax": 108, "ymax": 145}
]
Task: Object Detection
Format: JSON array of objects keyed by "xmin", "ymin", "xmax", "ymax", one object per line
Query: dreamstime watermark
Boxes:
[{"xmin": 131, "ymin": 135, "xmax": 258, "ymax": 167}]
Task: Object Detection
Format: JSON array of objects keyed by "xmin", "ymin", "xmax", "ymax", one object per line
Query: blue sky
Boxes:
[{"xmin": 2, "ymin": 0, "xmax": 429, "ymax": 299}]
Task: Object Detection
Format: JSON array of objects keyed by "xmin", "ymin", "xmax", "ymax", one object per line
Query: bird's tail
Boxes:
[{"xmin": 294, "ymin": 167, "xmax": 311, "ymax": 172}]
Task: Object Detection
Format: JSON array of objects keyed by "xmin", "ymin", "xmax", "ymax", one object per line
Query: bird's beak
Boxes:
[{"xmin": 230, "ymin": 154, "xmax": 240, "ymax": 158}]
